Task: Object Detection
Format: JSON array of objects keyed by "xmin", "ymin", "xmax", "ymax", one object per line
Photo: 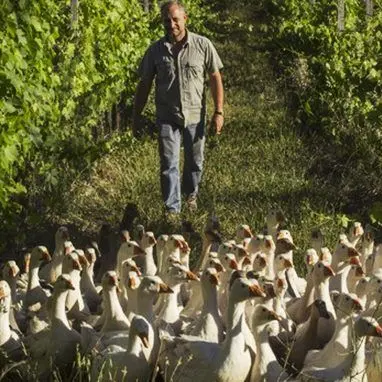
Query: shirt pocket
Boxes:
[
  {"xmin": 183, "ymin": 59, "xmax": 203, "ymax": 80},
  {"xmin": 155, "ymin": 58, "xmax": 174, "ymax": 84}
]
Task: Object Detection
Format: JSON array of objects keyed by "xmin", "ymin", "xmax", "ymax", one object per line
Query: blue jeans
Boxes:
[{"xmin": 158, "ymin": 120, "xmax": 205, "ymax": 213}]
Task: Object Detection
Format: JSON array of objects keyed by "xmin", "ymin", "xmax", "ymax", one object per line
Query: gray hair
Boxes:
[{"xmin": 160, "ymin": 1, "xmax": 187, "ymax": 16}]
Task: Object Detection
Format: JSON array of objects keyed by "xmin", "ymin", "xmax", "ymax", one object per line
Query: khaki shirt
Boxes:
[{"xmin": 138, "ymin": 31, "xmax": 223, "ymax": 126}]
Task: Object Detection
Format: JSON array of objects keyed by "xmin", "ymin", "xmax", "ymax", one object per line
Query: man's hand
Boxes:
[
  {"xmin": 132, "ymin": 114, "xmax": 144, "ymax": 138},
  {"xmin": 211, "ymin": 113, "xmax": 224, "ymax": 135}
]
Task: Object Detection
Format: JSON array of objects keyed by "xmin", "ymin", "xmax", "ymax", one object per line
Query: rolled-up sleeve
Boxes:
[
  {"xmin": 138, "ymin": 46, "xmax": 156, "ymax": 81},
  {"xmin": 205, "ymin": 39, "xmax": 223, "ymax": 74}
]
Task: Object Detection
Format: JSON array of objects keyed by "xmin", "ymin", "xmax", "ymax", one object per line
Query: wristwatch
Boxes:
[{"xmin": 214, "ymin": 110, "xmax": 224, "ymax": 116}]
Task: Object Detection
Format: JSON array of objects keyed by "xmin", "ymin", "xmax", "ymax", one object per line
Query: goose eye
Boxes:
[
  {"xmin": 225, "ymin": 256, "xmax": 228, "ymax": 260},
  {"xmin": 341, "ymin": 245, "xmax": 345, "ymax": 249},
  {"xmin": 362, "ymin": 279, "xmax": 366, "ymax": 283},
  {"xmin": 128, "ymin": 244, "xmax": 132, "ymax": 247},
  {"xmin": 150, "ymin": 281, "xmax": 155, "ymax": 285},
  {"xmin": 262, "ymin": 307, "xmax": 266, "ymax": 312},
  {"xmin": 241, "ymin": 284, "xmax": 246, "ymax": 288},
  {"xmin": 318, "ymin": 263, "xmax": 322, "ymax": 268},
  {"xmin": 346, "ymin": 296, "xmax": 349, "ymax": 301},
  {"xmin": 378, "ymin": 280, "xmax": 381, "ymax": 284}
]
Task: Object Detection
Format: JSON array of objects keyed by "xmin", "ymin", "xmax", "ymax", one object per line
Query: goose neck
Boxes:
[
  {"xmin": 51, "ymin": 290, "xmax": 71, "ymax": 328},
  {"xmin": 201, "ymin": 284, "xmax": 219, "ymax": 316},
  {"xmin": 105, "ymin": 288, "xmax": 126, "ymax": 320},
  {"xmin": 137, "ymin": 292, "xmax": 155, "ymax": 323},
  {"xmin": 0, "ymin": 300, "xmax": 11, "ymax": 345},
  {"xmin": 28, "ymin": 266, "xmax": 40, "ymax": 290}
]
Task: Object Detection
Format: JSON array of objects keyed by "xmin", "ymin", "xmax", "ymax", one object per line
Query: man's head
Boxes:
[{"xmin": 160, "ymin": 1, "xmax": 187, "ymax": 42}]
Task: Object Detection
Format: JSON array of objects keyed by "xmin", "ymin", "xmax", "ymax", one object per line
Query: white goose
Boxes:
[
  {"xmin": 310, "ymin": 228, "xmax": 325, "ymax": 255},
  {"xmin": 347, "ymin": 221, "xmax": 364, "ymax": 248},
  {"xmin": 120, "ymin": 258, "xmax": 141, "ymax": 321},
  {"xmin": 60, "ymin": 250, "xmax": 90, "ymax": 322},
  {"xmin": 311, "ymin": 260, "xmax": 337, "ymax": 348},
  {"xmin": 266, "ymin": 208, "xmax": 285, "ymax": 242},
  {"xmin": 300, "ymin": 315, "xmax": 382, "ymax": 381},
  {"xmin": 136, "ymin": 275, "xmax": 173, "ymax": 365},
  {"xmin": 159, "ymin": 275, "xmax": 266, "ymax": 381},
  {"xmin": 100, "ymin": 270, "xmax": 130, "ymax": 333},
  {"xmin": 156, "ymin": 234, "xmax": 169, "ymax": 276},
  {"xmin": 137, "ymin": 230, "xmax": 157, "ymax": 276},
  {"xmin": 116, "ymin": 240, "xmax": 145, "ymax": 279},
  {"xmin": 250, "ymin": 304, "xmax": 289, "ymax": 382},
  {"xmin": 42, "ymin": 225, "xmax": 70, "ymax": 283},
  {"xmin": 302, "ymin": 292, "xmax": 363, "ymax": 372},
  {"xmin": 25, "ymin": 274, "xmax": 81, "ymax": 380},
  {"xmin": 24, "ymin": 246, "xmax": 52, "ymax": 311},
  {"xmin": 156, "ymin": 263, "xmax": 198, "ymax": 332},
  {"xmin": 269, "ymin": 298, "xmax": 331, "ymax": 376},
  {"xmin": 90, "ymin": 314, "xmax": 151, "ymax": 382},
  {"xmin": 187, "ymin": 267, "xmax": 224, "ymax": 343},
  {"xmin": 80, "ymin": 247, "xmax": 102, "ymax": 314},
  {"xmin": 360, "ymin": 224, "xmax": 374, "ymax": 268},
  {"xmin": 0, "ymin": 280, "xmax": 25, "ymax": 366},
  {"xmin": 2, "ymin": 261, "xmax": 26, "ymax": 333}
]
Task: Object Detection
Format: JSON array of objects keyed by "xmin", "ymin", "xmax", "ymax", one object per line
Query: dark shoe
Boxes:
[{"xmin": 186, "ymin": 196, "xmax": 198, "ymax": 211}]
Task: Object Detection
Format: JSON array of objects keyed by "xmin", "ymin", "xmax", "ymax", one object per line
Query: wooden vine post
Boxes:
[{"xmin": 337, "ymin": 0, "xmax": 345, "ymax": 32}]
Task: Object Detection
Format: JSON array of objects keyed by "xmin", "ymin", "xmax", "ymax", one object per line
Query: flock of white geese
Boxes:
[{"xmin": 1, "ymin": 210, "xmax": 382, "ymax": 381}]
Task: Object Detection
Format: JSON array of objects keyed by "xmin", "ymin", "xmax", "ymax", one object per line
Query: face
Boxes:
[{"xmin": 162, "ymin": 4, "xmax": 187, "ymax": 42}]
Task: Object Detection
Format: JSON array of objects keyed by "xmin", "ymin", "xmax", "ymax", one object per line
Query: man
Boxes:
[{"xmin": 132, "ymin": 0, "xmax": 224, "ymax": 215}]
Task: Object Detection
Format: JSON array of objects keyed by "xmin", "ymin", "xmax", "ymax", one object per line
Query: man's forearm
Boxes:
[
  {"xmin": 210, "ymin": 71, "xmax": 224, "ymax": 113},
  {"xmin": 133, "ymin": 79, "xmax": 153, "ymax": 118}
]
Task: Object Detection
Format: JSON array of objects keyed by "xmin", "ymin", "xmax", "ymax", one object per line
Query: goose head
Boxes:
[
  {"xmin": 310, "ymin": 227, "xmax": 325, "ymax": 250},
  {"xmin": 305, "ymin": 248, "xmax": 319, "ymax": 269},
  {"xmin": 140, "ymin": 231, "xmax": 157, "ymax": 250},
  {"xmin": 219, "ymin": 251, "xmax": 238, "ymax": 271},
  {"xmin": 275, "ymin": 229, "xmax": 296, "ymax": 254},
  {"xmin": 229, "ymin": 274, "xmax": 266, "ymax": 302},
  {"xmin": 206, "ymin": 253, "xmax": 225, "ymax": 273},
  {"xmin": 130, "ymin": 315, "xmax": 150, "ymax": 348},
  {"xmin": 273, "ymin": 276, "xmax": 288, "ymax": 298},
  {"xmin": 361, "ymin": 224, "xmax": 374, "ymax": 253},
  {"xmin": 54, "ymin": 274, "xmax": 76, "ymax": 293},
  {"xmin": 266, "ymin": 209, "xmax": 285, "ymax": 230},
  {"xmin": 313, "ymin": 299, "xmax": 331, "ymax": 319},
  {"xmin": 252, "ymin": 304, "xmax": 280, "ymax": 328},
  {"xmin": 30, "ymin": 245, "xmax": 51, "ymax": 268},
  {"xmin": 64, "ymin": 240, "xmax": 75, "ymax": 255},
  {"xmin": 247, "ymin": 234, "xmax": 265, "ymax": 255},
  {"xmin": 102, "ymin": 270, "xmax": 121, "ymax": 293},
  {"xmin": 62, "ymin": 250, "xmax": 83, "ymax": 273},
  {"xmin": 236, "ymin": 224, "xmax": 253, "ymax": 242},
  {"xmin": 312, "ymin": 261, "xmax": 335, "ymax": 283},
  {"xmin": 121, "ymin": 258, "xmax": 142, "ymax": 277},
  {"xmin": 347, "ymin": 221, "xmax": 364, "ymax": 245},
  {"xmin": 319, "ymin": 247, "xmax": 332, "ymax": 265},
  {"xmin": 263, "ymin": 234, "xmax": 275, "ymax": 254},
  {"xmin": 0, "ymin": 280, "xmax": 11, "ymax": 314},
  {"xmin": 366, "ymin": 274, "xmax": 382, "ymax": 295},
  {"xmin": 232, "ymin": 243, "xmax": 251, "ymax": 267},
  {"xmin": 253, "ymin": 253, "xmax": 267, "ymax": 273},
  {"xmin": 84, "ymin": 247, "xmax": 97, "ymax": 267},
  {"xmin": 354, "ymin": 316, "xmax": 382, "ymax": 338},
  {"xmin": 55, "ymin": 226, "xmax": 70, "ymax": 250},
  {"xmin": 157, "ymin": 234, "xmax": 169, "ymax": 250},
  {"xmin": 348, "ymin": 263, "xmax": 365, "ymax": 282},
  {"xmin": 274, "ymin": 254, "xmax": 294, "ymax": 274},
  {"xmin": 139, "ymin": 276, "xmax": 173, "ymax": 296},
  {"xmin": 331, "ymin": 291, "xmax": 363, "ymax": 315},
  {"xmin": 201, "ymin": 267, "xmax": 220, "ymax": 288},
  {"xmin": 165, "ymin": 262, "xmax": 199, "ymax": 285},
  {"xmin": 166, "ymin": 234, "xmax": 190, "ymax": 255},
  {"xmin": 333, "ymin": 236, "xmax": 360, "ymax": 265},
  {"xmin": 2, "ymin": 260, "xmax": 20, "ymax": 281}
]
